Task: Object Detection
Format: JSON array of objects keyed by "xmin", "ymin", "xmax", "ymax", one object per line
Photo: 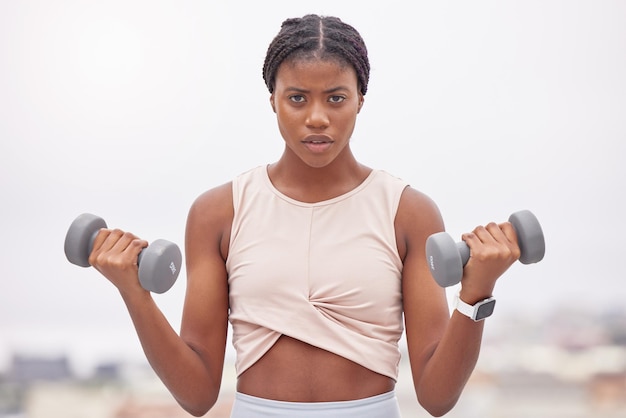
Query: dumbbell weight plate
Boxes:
[
  {"xmin": 64, "ymin": 213, "xmax": 107, "ymax": 267},
  {"xmin": 426, "ymin": 232, "xmax": 469, "ymax": 288},
  {"xmin": 137, "ymin": 239, "xmax": 182, "ymax": 294},
  {"xmin": 508, "ymin": 210, "xmax": 545, "ymax": 264}
]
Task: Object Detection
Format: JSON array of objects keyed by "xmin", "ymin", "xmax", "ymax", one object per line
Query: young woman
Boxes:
[{"xmin": 89, "ymin": 15, "xmax": 521, "ymax": 417}]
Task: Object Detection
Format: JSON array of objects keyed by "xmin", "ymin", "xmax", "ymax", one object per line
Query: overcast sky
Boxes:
[{"xmin": 1, "ymin": 1, "xmax": 625, "ymax": 374}]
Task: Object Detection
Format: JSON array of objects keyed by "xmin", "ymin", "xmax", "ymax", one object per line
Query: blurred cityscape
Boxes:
[{"xmin": 1, "ymin": 306, "xmax": 625, "ymax": 418}]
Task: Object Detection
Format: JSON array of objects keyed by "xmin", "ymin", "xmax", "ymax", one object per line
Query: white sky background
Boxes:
[{"xmin": 1, "ymin": 1, "xmax": 625, "ymax": 374}]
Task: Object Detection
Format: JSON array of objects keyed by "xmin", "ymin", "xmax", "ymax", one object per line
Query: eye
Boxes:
[
  {"xmin": 289, "ymin": 94, "xmax": 306, "ymax": 103},
  {"xmin": 328, "ymin": 95, "xmax": 346, "ymax": 104}
]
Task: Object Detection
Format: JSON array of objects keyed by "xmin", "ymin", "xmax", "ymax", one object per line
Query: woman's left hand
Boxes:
[{"xmin": 459, "ymin": 221, "xmax": 521, "ymax": 303}]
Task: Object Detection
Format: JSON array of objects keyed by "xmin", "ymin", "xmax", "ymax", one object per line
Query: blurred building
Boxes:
[{"xmin": 7, "ymin": 355, "xmax": 72, "ymax": 385}]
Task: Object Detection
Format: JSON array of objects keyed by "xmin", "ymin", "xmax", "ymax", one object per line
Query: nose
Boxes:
[{"xmin": 305, "ymin": 101, "xmax": 329, "ymax": 130}]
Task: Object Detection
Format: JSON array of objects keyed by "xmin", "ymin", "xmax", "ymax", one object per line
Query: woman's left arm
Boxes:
[{"xmin": 396, "ymin": 187, "xmax": 519, "ymax": 417}]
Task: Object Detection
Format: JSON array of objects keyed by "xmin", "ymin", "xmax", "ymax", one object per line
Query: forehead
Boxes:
[{"xmin": 275, "ymin": 58, "xmax": 358, "ymax": 90}]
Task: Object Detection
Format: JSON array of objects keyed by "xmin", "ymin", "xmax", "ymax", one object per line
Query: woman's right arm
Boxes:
[{"xmin": 89, "ymin": 182, "xmax": 232, "ymax": 417}]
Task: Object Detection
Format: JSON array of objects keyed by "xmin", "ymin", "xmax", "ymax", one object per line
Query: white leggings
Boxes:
[{"xmin": 230, "ymin": 391, "xmax": 402, "ymax": 418}]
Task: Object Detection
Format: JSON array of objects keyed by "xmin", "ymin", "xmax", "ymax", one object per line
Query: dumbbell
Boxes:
[
  {"xmin": 425, "ymin": 210, "xmax": 545, "ymax": 287},
  {"xmin": 64, "ymin": 213, "xmax": 182, "ymax": 294}
]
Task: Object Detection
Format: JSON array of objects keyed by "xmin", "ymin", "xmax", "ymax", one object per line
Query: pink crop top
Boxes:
[{"xmin": 226, "ymin": 165, "xmax": 408, "ymax": 380}]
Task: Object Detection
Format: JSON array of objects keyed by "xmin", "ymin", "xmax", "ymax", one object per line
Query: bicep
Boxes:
[
  {"xmin": 179, "ymin": 184, "xmax": 232, "ymax": 376},
  {"xmin": 396, "ymin": 188, "xmax": 450, "ymax": 377}
]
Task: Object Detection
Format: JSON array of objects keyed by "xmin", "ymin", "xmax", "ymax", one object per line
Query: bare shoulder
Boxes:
[
  {"xmin": 186, "ymin": 182, "xmax": 234, "ymax": 261},
  {"xmin": 188, "ymin": 182, "xmax": 233, "ymax": 224},
  {"xmin": 395, "ymin": 186, "xmax": 444, "ymax": 260}
]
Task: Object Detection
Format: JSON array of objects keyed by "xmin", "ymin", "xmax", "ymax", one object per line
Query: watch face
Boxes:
[{"xmin": 475, "ymin": 299, "xmax": 496, "ymax": 320}]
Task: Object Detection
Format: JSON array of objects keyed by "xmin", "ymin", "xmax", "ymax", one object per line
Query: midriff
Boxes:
[{"xmin": 236, "ymin": 335, "xmax": 395, "ymax": 402}]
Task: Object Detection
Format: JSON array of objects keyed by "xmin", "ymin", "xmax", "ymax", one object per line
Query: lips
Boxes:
[
  {"xmin": 302, "ymin": 135, "xmax": 334, "ymax": 153},
  {"xmin": 302, "ymin": 134, "xmax": 333, "ymax": 144}
]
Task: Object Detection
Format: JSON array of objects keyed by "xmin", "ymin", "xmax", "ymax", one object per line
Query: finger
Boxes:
[
  {"xmin": 106, "ymin": 231, "xmax": 149, "ymax": 269},
  {"xmin": 90, "ymin": 228, "xmax": 112, "ymax": 254},
  {"xmin": 124, "ymin": 238, "xmax": 149, "ymax": 265},
  {"xmin": 462, "ymin": 225, "xmax": 497, "ymax": 248},
  {"xmin": 89, "ymin": 229, "xmax": 123, "ymax": 266},
  {"xmin": 460, "ymin": 231, "xmax": 479, "ymax": 247},
  {"xmin": 480, "ymin": 222, "xmax": 520, "ymax": 262},
  {"xmin": 473, "ymin": 224, "xmax": 499, "ymax": 244},
  {"xmin": 470, "ymin": 222, "xmax": 516, "ymax": 247},
  {"xmin": 484, "ymin": 222, "xmax": 519, "ymax": 252},
  {"xmin": 483, "ymin": 222, "xmax": 510, "ymax": 244},
  {"xmin": 497, "ymin": 222, "xmax": 519, "ymax": 246},
  {"xmin": 96, "ymin": 230, "xmax": 131, "ymax": 258},
  {"xmin": 463, "ymin": 224, "xmax": 512, "ymax": 262},
  {"xmin": 109, "ymin": 230, "xmax": 141, "ymax": 254},
  {"xmin": 90, "ymin": 229, "xmax": 140, "ymax": 263},
  {"xmin": 496, "ymin": 222, "xmax": 521, "ymax": 260}
]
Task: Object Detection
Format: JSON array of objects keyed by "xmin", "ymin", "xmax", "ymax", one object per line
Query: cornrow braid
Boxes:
[{"xmin": 263, "ymin": 14, "xmax": 370, "ymax": 95}]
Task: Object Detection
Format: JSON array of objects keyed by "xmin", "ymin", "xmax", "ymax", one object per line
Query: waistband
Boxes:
[{"xmin": 230, "ymin": 391, "xmax": 401, "ymax": 417}]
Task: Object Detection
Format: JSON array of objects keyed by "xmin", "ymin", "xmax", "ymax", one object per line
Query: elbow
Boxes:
[
  {"xmin": 186, "ymin": 408, "xmax": 209, "ymax": 418},
  {"xmin": 417, "ymin": 388, "xmax": 460, "ymax": 417},
  {"xmin": 177, "ymin": 392, "xmax": 219, "ymax": 417},
  {"xmin": 418, "ymin": 399, "xmax": 457, "ymax": 418},
  {"xmin": 181, "ymin": 400, "xmax": 214, "ymax": 417},
  {"xmin": 423, "ymin": 405, "xmax": 455, "ymax": 418},
  {"xmin": 186, "ymin": 407, "xmax": 211, "ymax": 418}
]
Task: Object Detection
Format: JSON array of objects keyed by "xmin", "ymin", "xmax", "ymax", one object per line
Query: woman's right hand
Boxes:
[{"xmin": 88, "ymin": 228, "xmax": 149, "ymax": 296}]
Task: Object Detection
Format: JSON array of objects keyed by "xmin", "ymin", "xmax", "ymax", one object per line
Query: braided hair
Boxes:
[{"xmin": 263, "ymin": 15, "xmax": 370, "ymax": 95}]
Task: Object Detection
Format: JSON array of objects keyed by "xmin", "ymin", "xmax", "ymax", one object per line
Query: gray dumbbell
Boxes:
[
  {"xmin": 64, "ymin": 213, "xmax": 182, "ymax": 294},
  {"xmin": 425, "ymin": 210, "xmax": 545, "ymax": 287}
]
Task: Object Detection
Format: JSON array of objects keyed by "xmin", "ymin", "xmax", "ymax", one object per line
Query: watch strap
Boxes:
[{"xmin": 454, "ymin": 294, "xmax": 496, "ymax": 321}]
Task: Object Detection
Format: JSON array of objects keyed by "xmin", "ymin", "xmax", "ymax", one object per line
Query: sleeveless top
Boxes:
[{"xmin": 226, "ymin": 165, "xmax": 408, "ymax": 380}]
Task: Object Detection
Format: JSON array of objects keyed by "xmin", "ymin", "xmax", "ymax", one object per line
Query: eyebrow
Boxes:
[{"xmin": 284, "ymin": 86, "xmax": 350, "ymax": 94}]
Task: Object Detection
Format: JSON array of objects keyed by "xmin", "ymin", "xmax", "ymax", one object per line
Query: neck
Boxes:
[{"xmin": 268, "ymin": 150, "xmax": 371, "ymax": 203}]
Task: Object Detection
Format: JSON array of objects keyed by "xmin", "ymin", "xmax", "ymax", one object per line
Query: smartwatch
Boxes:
[{"xmin": 454, "ymin": 294, "xmax": 496, "ymax": 321}]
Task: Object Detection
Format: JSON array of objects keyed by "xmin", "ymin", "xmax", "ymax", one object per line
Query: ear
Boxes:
[
  {"xmin": 270, "ymin": 94, "xmax": 276, "ymax": 113},
  {"xmin": 357, "ymin": 94, "xmax": 364, "ymax": 113}
]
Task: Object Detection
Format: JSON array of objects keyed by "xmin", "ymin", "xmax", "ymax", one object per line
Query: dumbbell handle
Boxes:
[
  {"xmin": 456, "ymin": 241, "xmax": 471, "ymax": 267},
  {"xmin": 81, "ymin": 228, "xmax": 155, "ymax": 269}
]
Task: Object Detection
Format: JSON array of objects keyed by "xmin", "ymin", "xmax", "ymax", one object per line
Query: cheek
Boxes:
[
  {"xmin": 275, "ymin": 111, "xmax": 298, "ymax": 139},
  {"xmin": 275, "ymin": 106, "xmax": 300, "ymax": 127},
  {"xmin": 338, "ymin": 108, "xmax": 359, "ymax": 128}
]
